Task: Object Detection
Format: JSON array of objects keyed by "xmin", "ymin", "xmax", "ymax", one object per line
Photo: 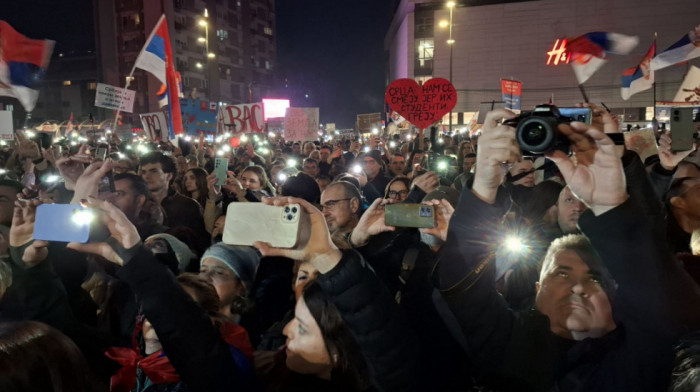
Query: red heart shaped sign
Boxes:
[{"xmin": 385, "ymin": 78, "xmax": 457, "ymax": 129}]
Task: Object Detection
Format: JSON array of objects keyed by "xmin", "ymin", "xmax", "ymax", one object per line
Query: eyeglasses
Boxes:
[
  {"xmin": 321, "ymin": 198, "xmax": 352, "ymax": 211},
  {"xmin": 362, "ymin": 160, "xmax": 377, "ymax": 165},
  {"xmin": 387, "ymin": 190, "xmax": 409, "ymax": 199}
]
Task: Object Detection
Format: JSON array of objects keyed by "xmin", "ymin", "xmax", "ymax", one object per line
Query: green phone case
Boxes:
[{"xmin": 385, "ymin": 204, "xmax": 435, "ymax": 228}]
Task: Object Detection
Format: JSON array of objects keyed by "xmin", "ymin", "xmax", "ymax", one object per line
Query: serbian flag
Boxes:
[
  {"xmin": 0, "ymin": 21, "xmax": 54, "ymax": 112},
  {"xmin": 650, "ymin": 25, "xmax": 700, "ymax": 71},
  {"xmin": 133, "ymin": 15, "xmax": 183, "ymax": 137},
  {"xmin": 568, "ymin": 32, "xmax": 639, "ymax": 84},
  {"xmin": 621, "ymin": 40, "xmax": 656, "ymax": 100}
]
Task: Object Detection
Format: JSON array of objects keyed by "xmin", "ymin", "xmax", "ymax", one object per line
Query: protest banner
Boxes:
[
  {"xmin": 501, "ymin": 79, "xmax": 523, "ymax": 111},
  {"xmin": 180, "ymin": 99, "xmax": 218, "ymax": 136},
  {"xmin": 356, "ymin": 113, "xmax": 382, "ymax": 134},
  {"xmin": 268, "ymin": 117, "xmax": 284, "ymax": 137},
  {"xmin": 284, "ymin": 107, "xmax": 319, "ymax": 141},
  {"xmin": 673, "ymin": 65, "xmax": 700, "ymax": 104},
  {"xmin": 94, "ymin": 83, "xmax": 135, "ymax": 112},
  {"xmin": 0, "ymin": 111, "xmax": 13, "ymax": 140},
  {"xmin": 384, "ymin": 78, "xmax": 457, "ymax": 129},
  {"xmin": 217, "ymin": 102, "xmax": 265, "ymax": 134},
  {"xmin": 140, "ymin": 111, "xmax": 168, "ymax": 141}
]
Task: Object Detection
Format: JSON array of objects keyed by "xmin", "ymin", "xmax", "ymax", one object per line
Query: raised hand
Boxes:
[
  {"xmin": 349, "ymin": 198, "xmax": 396, "ymax": 247},
  {"xmin": 419, "ymin": 199, "xmax": 454, "ymax": 242},
  {"xmin": 253, "ymin": 197, "xmax": 341, "ymax": 274},
  {"xmin": 56, "ymin": 147, "xmax": 92, "ymax": 191},
  {"xmin": 10, "ymin": 198, "xmax": 48, "ymax": 267},
  {"xmin": 206, "ymin": 171, "xmax": 222, "ymax": 199},
  {"xmin": 473, "ymin": 109, "xmax": 519, "ymax": 203},
  {"xmin": 412, "ymin": 171, "xmax": 440, "ymax": 194},
  {"xmin": 70, "ymin": 159, "xmax": 114, "ymax": 204},
  {"xmin": 66, "ymin": 198, "xmax": 141, "ymax": 266},
  {"xmin": 547, "ymin": 122, "xmax": 627, "ymax": 216},
  {"xmin": 658, "ymin": 131, "xmax": 696, "ymax": 171}
]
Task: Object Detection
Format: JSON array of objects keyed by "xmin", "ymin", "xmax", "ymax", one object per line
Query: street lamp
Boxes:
[
  {"xmin": 446, "ymin": 1, "xmax": 456, "ymax": 133},
  {"xmin": 199, "ymin": 8, "xmax": 215, "ymax": 100}
]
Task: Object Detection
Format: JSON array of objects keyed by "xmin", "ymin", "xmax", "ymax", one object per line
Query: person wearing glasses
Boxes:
[
  {"xmin": 384, "ymin": 176, "xmax": 410, "ymax": 202},
  {"xmin": 319, "ymin": 181, "xmax": 362, "ymax": 236},
  {"xmin": 360, "ymin": 150, "xmax": 390, "ymax": 204}
]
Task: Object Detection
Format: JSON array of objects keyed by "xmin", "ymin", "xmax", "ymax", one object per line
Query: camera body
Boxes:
[{"xmin": 504, "ymin": 105, "xmax": 576, "ymax": 156}]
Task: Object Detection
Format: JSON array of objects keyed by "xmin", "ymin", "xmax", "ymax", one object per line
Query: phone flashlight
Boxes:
[
  {"xmin": 287, "ymin": 159, "xmax": 297, "ymax": 168},
  {"xmin": 389, "ymin": 141, "xmax": 397, "ymax": 148},
  {"xmin": 352, "ymin": 165, "xmax": 362, "ymax": 174},
  {"xmin": 44, "ymin": 174, "xmax": 61, "ymax": 183},
  {"xmin": 72, "ymin": 210, "xmax": 95, "ymax": 226},
  {"xmin": 437, "ymin": 161, "xmax": 448, "ymax": 171},
  {"xmin": 363, "ymin": 146, "xmax": 370, "ymax": 153},
  {"xmin": 278, "ymin": 173, "xmax": 288, "ymax": 184},
  {"xmin": 504, "ymin": 235, "xmax": 527, "ymax": 254}
]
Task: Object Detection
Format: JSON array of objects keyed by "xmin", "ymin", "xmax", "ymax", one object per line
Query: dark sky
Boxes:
[
  {"xmin": 0, "ymin": 0, "xmax": 393, "ymax": 129},
  {"xmin": 274, "ymin": 0, "xmax": 394, "ymax": 128}
]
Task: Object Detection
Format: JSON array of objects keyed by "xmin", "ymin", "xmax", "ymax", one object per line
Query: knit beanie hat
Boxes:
[
  {"xmin": 146, "ymin": 233, "xmax": 196, "ymax": 272},
  {"xmin": 201, "ymin": 243, "xmax": 261, "ymax": 295}
]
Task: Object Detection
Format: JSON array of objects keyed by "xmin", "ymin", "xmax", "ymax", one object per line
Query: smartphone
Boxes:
[
  {"xmin": 559, "ymin": 107, "xmax": 593, "ymax": 125},
  {"xmin": 96, "ymin": 147, "xmax": 108, "ymax": 161},
  {"xmin": 670, "ymin": 107, "xmax": 695, "ymax": 152},
  {"xmin": 98, "ymin": 172, "xmax": 115, "ymax": 194},
  {"xmin": 34, "ymin": 204, "xmax": 93, "ymax": 243},
  {"xmin": 385, "ymin": 204, "xmax": 435, "ymax": 228},
  {"xmin": 53, "ymin": 145, "xmax": 63, "ymax": 159},
  {"xmin": 214, "ymin": 157, "xmax": 229, "ymax": 186},
  {"xmin": 222, "ymin": 203, "xmax": 308, "ymax": 248}
]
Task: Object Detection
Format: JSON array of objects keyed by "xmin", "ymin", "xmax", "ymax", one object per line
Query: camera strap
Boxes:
[{"xmin": 395, "ymin": 247, "xmax": 420, "ymax": 304}]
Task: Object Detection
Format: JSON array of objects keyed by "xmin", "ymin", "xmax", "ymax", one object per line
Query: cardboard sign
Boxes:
[
  {"xmin": 94, "ymin": 83, "xmax": 135, "ymax": 113},
  {"xmin": 501, "ymin": 79, "xmax": 522, "ymax": 111},
  {"xmin": 284, "ymin": 107, "xmax": 319, "ymax": 141},
  {"xmin": 0, "ymin": 111, "xmax": 13, "ymax": 140},
  {"xmin": 385, "ymin": 78, "xmax": 457, "ymax": 129},
  {"xmin": 673, "ymin": 65, "xmax": 700, "ymax": 104},
  {"xmin": 180, "ymin": 99, "xmax": 218, "ymax": 136},
  {"xmin": 624, "ymin": 129, "xmax": 659, "ymax": 162},
  {"xmin": 356, "ymin": 113, "xmax": 382, "ymax": 134},
  {"xmin": 217, "ymin": 103, "xmax": 265, "ymax": 134},
  {"xmin": 140, "ymin": 112, "xmax": 168, "ymax": 141}
]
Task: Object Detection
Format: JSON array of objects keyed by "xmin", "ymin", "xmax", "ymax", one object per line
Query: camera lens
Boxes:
[
  {"xmin": 284, "ymin": 207, "xmax": 290, "ymax": 213},
  {"xmin": 287, "ymin": 214, "xmax": 293, "ymax": 221},
  {"xmin": 522, "ymin": 124, "xmax": 547, "ymax": 145},
  {"xmin": 516, "ymin": 117, "xmax": 558, "ymax": 154},
  {"xmin": 291, "ymin": 207, "xmax": 298, "ymax": 213}
]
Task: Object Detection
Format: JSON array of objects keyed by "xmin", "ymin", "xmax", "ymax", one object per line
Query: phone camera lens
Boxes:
[
  {"xmin": 284, "ymin": 207, "xmax": 290, "ymax": 213},
  {"xmin": 291, "ymin": 207, "xmax": 298, "ymax": 213},
  {"xmin": 287, "ymin": 214, "xmax": 293, "ymax": 221}
]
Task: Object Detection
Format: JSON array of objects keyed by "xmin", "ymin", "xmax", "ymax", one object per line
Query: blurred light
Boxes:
[
  {"xmin": 446, "ymin": 1, "xmax": 456, "ymax": 8},
  {"xmin": 240, "ymin": 134, "xmax": 248, "ymax": 142},
  {"xmin": 268, "ymin": 132, "xmax": 276, "ymax": 138},
  {"xmin": 106, "ymin": 130, "xmax": 112, "ymax": 134},
  {"xmin": 136, "ymin": 144, "xmax": 149, "ymax": 154},
  {"xmin": 198, "ymin": 37, "xmax": 206, "ymax": 43},
  {"xmin": 258, "ymin": 147, "xmax": 269, "ymax": 155},
  {"xmin": 72, "ymin": 210, "xmax": 94, "ymax": 226},
  {"xmin": 437, "ymin": 137, "xmax": 444, "ymax": 144},
  {"xmin": 204, "ymin": 8, "xmax": 209, "ymax": 17},
  {"xmin": 406, "ymin": 134, "xmax": 412, "ymax": 140},
  {"xmin": 0, "ymin": 168, "xmax": 6, "ymax": 175},
  {"xmin": 504, "ymin": 236, "xmax": 526, "ymax": 253},
  {"xmin": 437, "ymin": 161, "xmax": 448, "ymax": 171},
  {"xmin": 447, "ymin": 39, "xmax": 455, "ymax": 45},
  {"xmin": 363, "ymin": 146, "xmax": 370, "ymax": 153},
  {"xmin": 70, "ymin": 141, "xmax": 78, "ymax": 146},
  {"xmin": 117, "ymin": 152, "xmax": 126, "ymax": 159},
  {"xmin": 371, "ymin": 128, "xmax": 379, "ymax": 135},
  {"xmin": 196, "ymin": 62, "xmax": 203, "ymax": 69},
  {"xmin": 99, "ymin": 137, "xmax": 106, "ymax": 142},
  {"xmin": 199, "ymin": 20, "xmax": 207, "ymax": 27},
  {"xmin": 253, "ymin": 134, "xmax": 259, "ymax": 141},
  {"xmin": 224, "ymin": 132, "xmax": 232, "ymax": 137},
  {"xmin": 25, "ymin": 130, "xmax": 35, "ymax": 138},
  {"xmin": 216, "ymin": 150, "xmax": 224, "ymax": 156},
  {"xmin": 126, "ymin": 145, "xmax": 132, "ymax": 150},
  {"xmin": 207, "ymin": 52, "xmax": 215, "ymax": 59},
  {"xmin": 184, "ymin": 135, "xmax": 192, "ymax": 141},
  {"xmin": 439, "ymin": 20, "xmax": 449, "ymax": 28},
  {"xmin": 278, "ymin": 173, "xmax": 288, "ymax": 183},
  {"xmin": 459, "ymin": 128, "xmax": 467, "ymax": 134},
  {"xmin": 304, "ymin": 94, "xmax": 309, "ymax": 99},
  {"xmin": 352, "ymin": 165, "xmax": 362, "ymax": 174},
  {"xmin": 0, "ymin": 140, "xmax": 6, "ymax": 146},
  {"xmin": 389, "ymin": 141, "xmax": 397, "ymax": 148},
  {"xmin": 334, "ymin": 130, "xmax": 339, "ymax": 135},
  {"xmin": 287, "ymin": 158, "xmax": 297, "ymax": 167},
  {"xmin": 71, "ymin": 132, "xmax": 78, "ymax": 138},
  {"xmin": 44, "ymin": 174, "xmax": 60, "ymax": 183},
  {"xmin": 262, "ymin": 98, "xmax": 290, "ymax": 120},
  {"xmin": 215, "ymin": 136, "xmax": 223, "ymax": 143},
  {"xmin": 222, "ymin": 145, "xmax": 231, "ymax": 152}
]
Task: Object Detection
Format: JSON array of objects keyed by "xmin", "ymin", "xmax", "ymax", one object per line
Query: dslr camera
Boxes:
[{"xmin": 504, "ymin": 104, "xmax": 586, "ymax": 156}]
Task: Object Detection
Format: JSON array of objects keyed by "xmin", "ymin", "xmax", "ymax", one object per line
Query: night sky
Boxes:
[{"xmin": 0, "ymin": 0, "xmax": 393, "ymax": 129}]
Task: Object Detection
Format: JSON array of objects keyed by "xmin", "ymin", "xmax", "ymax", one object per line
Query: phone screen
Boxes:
[{"xmin": 559, "ymin": 107, "xmax": 592, "ymax": 124}]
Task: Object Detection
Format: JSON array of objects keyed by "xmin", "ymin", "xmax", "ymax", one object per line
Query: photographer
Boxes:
[{"xmin": 434, "ymin": 108, "xmax": 700, "ymax": 391}]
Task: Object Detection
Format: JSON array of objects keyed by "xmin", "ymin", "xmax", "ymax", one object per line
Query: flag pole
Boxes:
[
  {"xmin": 652, "ymin": 32, "xmax": 657, "ymax": 120},
  {"xmin": 578, "ymin": 84, "xmax": 589, "ymax": 103}
]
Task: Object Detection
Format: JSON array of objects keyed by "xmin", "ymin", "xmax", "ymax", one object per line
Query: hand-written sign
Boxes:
[
  {"xmin": 94, "ymin": 83, "xmax": 135, "ymax": 113},
  {"xmin": 140, "ymin": 112, "xmax": 168, "ymax": 141},
  {"xmin": 385, "ymin": 78, "xmax": 457, "ymax": 129},
  {"xmin": 284, "ymin": 107, "xmax": 319, "ymax": 141},
  {"xmin": 217, "ymin": 102, "xmax": 265, "ymax": 134}
]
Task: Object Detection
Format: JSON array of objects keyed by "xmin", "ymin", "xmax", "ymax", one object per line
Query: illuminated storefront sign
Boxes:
[{"xmin": 546, "ymin": 39, "xmax": 571, "ymax": 65}]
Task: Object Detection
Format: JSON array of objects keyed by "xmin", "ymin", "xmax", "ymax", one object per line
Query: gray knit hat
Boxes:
[{"xmin": 201, "ymin": 243, "xmax": 261, "ymax": 294}]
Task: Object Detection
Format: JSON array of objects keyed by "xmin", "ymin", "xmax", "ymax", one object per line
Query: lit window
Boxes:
[
  {"xmin": 416, "ymin": 39, "xmax": 434, "ymax": 67},
  {"xmin": 217, "ymin": 29, "xmax": 228, "ymax": 41},
  {"xmin": 87, "ymin": 82, "xmax": 97, "ymax": 90},
  {"xmin": 265, "ymin": 60, "xmax": 273, "ymax": 70},
  {"xmin": 264, "ymin": 27, "xmax": 273, "ymax": 36},
  {"xmin": 62, "ymin": 80, "xmax": 72, "ymax": 86}
]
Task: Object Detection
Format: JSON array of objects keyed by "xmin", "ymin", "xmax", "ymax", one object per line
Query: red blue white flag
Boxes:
[
  {"xmin": 621, "ymin": 40, "xmax": 655, "ymax": 100},
  {"xmin": 650, "ymin": 25, "xmax": 700, "ymax": 71},
  {"xmin": 133, "ymin": 15, "xmax": 183, "ymax": 137},
  {"xmin": 568, "ymin": 32, "xmax": 639, "ymax": 84},
  {"xmin": 0, "ymin": 21, "xmax": 54, "ymax": 112}
]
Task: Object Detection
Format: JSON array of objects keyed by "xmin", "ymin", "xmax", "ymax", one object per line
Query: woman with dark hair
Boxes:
[
  {"xmin": 182, "ymin": 167, "xmax": 209, "ymax": 207},
  {"xmin": 281, "ymin": 280, "xmax": 370, "ymax": 391},
  {"xmin": 280, "ymin": 172, "xmax": 321, "ymax": 204},
  {"xmin": 384, "ymin": 176, "xmax": 411, "ymax": 202},
  {"xmin": 0, "ymin": 321, "xmax": 104, "ymax": 392}
]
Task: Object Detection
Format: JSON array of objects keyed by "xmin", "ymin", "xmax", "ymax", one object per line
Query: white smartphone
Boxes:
[{"xmin": 222, "ymin": 203, "xmax": 308, "ymax": 248}]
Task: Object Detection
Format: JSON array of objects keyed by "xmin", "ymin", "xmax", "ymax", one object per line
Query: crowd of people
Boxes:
[{"xmin": 0, "ymin": 102, "xmax": 699, "ymax": 391}]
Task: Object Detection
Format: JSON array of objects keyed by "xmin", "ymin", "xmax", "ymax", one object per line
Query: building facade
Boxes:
[
  {"xmin": 385, "ymin": 0, "xmax": 700, "ymax": 130},
  {"xmin": 94, "ymin": 0, "xmax": 276, "ymax": 121}
]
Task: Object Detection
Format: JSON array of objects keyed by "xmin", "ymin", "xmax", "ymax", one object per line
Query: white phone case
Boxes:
[{"xmin": 222, "ymin": 203, "xmax": 303, "ymax": 248}]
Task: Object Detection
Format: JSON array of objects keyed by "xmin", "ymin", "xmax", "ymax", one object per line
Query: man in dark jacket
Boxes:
[{"xmin": 435, "ymin": 109, "xmax": 700, "ymax": 391}]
